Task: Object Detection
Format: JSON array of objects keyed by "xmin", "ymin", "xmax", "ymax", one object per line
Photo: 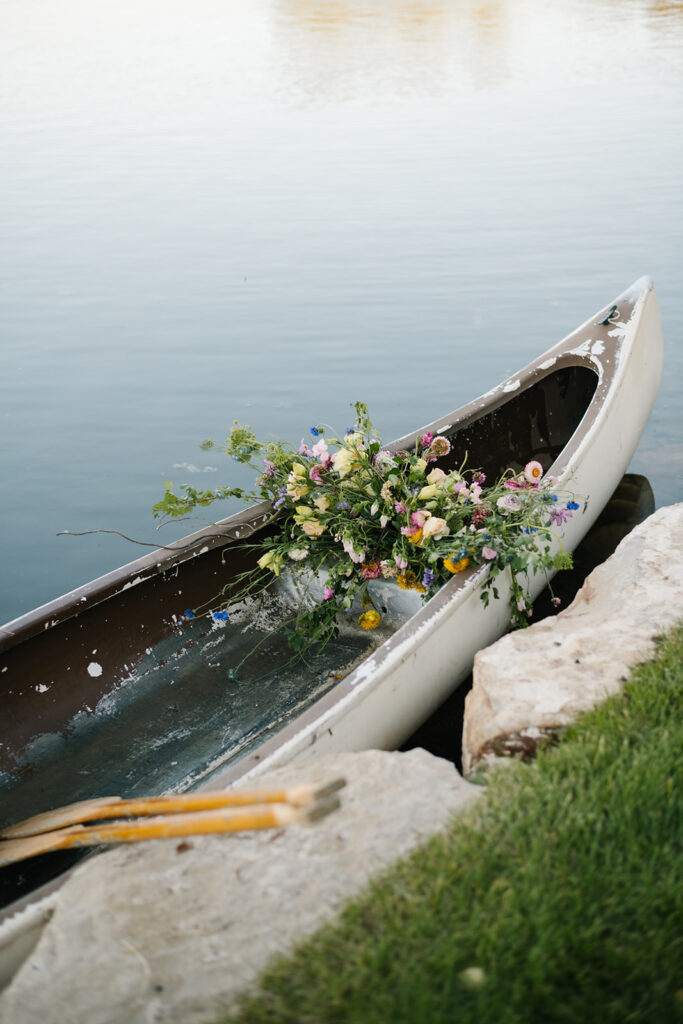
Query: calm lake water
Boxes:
[{"xmin": 1, "ymin": 0, "xmax": 682, "ymax": 626}]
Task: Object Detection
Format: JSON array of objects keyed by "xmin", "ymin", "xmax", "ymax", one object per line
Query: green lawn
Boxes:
[{"xmin": 221, "ymin": 625, "xmax": 683, "ymax": 1024}]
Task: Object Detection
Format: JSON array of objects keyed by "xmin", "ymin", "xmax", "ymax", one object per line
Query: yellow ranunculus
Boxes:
[{"xmin": 358, "ymin": 609, "xmax": 381, "ymax": 630}]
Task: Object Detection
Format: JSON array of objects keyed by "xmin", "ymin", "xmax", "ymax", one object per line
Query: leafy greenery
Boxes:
[
  {"xmin": 220, "ymin": 623, "xmax": 683, "ymax": 1024},
  {"xmin": 156, "ymin": 403, "xmax": 578, "ymax": 649}
]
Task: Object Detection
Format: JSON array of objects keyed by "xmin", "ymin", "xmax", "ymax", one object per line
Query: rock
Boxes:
[
  {"xmin": 0, "ymin": 749, "xmax": 480, "ymax": 1024},
  {"xmin": 462, "ymin": 503, "xmax": 683, "ymax": 775}
]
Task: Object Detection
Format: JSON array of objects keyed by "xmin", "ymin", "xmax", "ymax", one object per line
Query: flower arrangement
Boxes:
[{"xmin": 153, "ymin": 402, "xmax": 579, "ymax": 654}]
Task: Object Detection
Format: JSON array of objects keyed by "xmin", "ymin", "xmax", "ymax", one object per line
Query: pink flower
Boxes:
[
  {"xmin": 552, "ymin": 596, "xmax": 561, "ymax": 607},
  {"xmin": 394, "ymin": 553, "xmax": 408, "ymax": 569},
  {"xmin": 470, "ymin": 483, "xmax": 483, "ymax": 505},
  {"xmin": 524, "ymin": 460, "xmax": 544, "ymax": 485},
  {"xmin": 482, "ymin": 546, "xmax": 497, "ymax": 560},
  {"xmin": 394, "ymin": 500, "xmax": 407, "ymax": 514},
  {"xmin": 361, "ymin": 561, "xmax": 381, "ymax": 580},
  {"xmin": 323, "ymin": 586, "xmax": 334, "ymax": 601},
  {"xmin": 312, "ymin": 439, "xmax": 328, "ymax": 458},
  {"xmin": 549, "ymin": 507, "xmax": 572, "ymax": 526},
  {"xmin": 401, "ymin": 525, "xmax": 419, "ymax": 536},
  {"xmin": 452, "ymin": 481, "xmax": 469, "ymax": 496},
  {"xmin": 309, "ymin": 464, "xmax": 324, "ymax": 484},
  {"xmin": 298, "ymin": 439, "xmax": 313, "ymax": 456},
  {"xmin": 420, "ymin": 432, "xmax": 434, "ymax": 448},
  {"xmin": 411, "ymin": 510, "xmax": 428, "ymax": 528}
]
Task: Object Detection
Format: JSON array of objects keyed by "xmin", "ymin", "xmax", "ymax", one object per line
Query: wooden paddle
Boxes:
[
  {"xmin": 0, "ymin": 795, "xmax": 342, "ymax": 867},
  {"xmin": 0, "ymin": 778, "xmax": 347, "ymax": 839}
]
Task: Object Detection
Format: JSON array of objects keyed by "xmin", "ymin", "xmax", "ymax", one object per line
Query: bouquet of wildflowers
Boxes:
[{"xmin": 153, "ymin": 402, "xmax": 579, "ymax": 652}]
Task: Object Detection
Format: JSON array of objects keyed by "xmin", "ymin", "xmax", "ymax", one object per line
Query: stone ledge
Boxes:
[
  {"xmin": 462, "ymin": 502, "xmax": 683, "ymax": 775},
  {"xmin": 0, "ymin": 749, "xmax": 481, "ymax": 1024}
]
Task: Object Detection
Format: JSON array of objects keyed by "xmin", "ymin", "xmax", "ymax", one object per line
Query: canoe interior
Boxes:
[{"xmin": 0, "ymin": 363, "xmax": 598, "ymax": 848}]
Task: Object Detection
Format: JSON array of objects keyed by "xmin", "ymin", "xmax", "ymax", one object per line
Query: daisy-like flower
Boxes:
[
  {"xmin": 524, "ymin": 460, "xmax": 543, "ymax": 484},
  {"xmin": 358, "ymin": 609, "xmax": 381, "ymax": 630},
  {"xmin": 444, "ymin": 555, "xmax": 470, "ymax": 574},
  {"xmin": 407, "ymin": 528, "xmax": 424, "ymax": 545},
  {"xmin": 428, "ymin": 436, "xmax": 451, "ymax": 458}
]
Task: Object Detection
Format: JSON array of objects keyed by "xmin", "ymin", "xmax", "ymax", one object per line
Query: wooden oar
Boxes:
[
  {"xmin": 0, "ymin": 796, "xmax": 341, "ymax": 867},
  {"xmin": 0, "ymin": 778, "xmax": 347, "ymax": 839}
]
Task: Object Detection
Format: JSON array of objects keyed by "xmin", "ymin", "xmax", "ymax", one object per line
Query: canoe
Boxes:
[{"xmin": 0, "ymin": 277, "xmax": 662, "ymax": 937}]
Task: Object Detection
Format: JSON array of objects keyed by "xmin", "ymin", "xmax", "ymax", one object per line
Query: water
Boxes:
[{"xmin": 2, "ymin": 0, "xmax": 682, "ymax": 626}]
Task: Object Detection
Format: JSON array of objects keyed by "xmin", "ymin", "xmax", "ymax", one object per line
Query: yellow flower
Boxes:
[
  {"xmin": 414, "ymin": 457, "xmax": 427, "ymax": 473},
  {"xmin": 407, "ymin": 528, "xmax": 424, "ymax": 545},
  {"xmin": 444, "ymin": 555, "xmax": 470, "ymax": 574},
  {"xmin": 418, "ymin": 484, "xmax": 439, "ymax": 500},
  {"xmin": 313, "ymin": 494, "xmax": 330, "ymax": 512},
  {"xmin": 358, "ymin": 609, "xmax": 381, "ymax": 630},
  {"xmin": 257, "ymin": 550, "xmax": 283, "ymax": 576},
  {"xmin": 396, "ymin": 571, "xmax": 424, "ymax": 592}
]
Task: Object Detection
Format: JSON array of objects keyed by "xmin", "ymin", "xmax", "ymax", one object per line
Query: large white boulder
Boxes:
[
  {"xmin": 0, "ymin": 749, "xmax": 480, "ymax": 1024},
  {"xmin": 462, "ymin": 503, "xmax": 683, "ymax": 775}
]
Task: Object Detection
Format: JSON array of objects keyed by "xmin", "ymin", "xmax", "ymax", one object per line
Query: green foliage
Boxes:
[{"xmin": 156, "ymin": 402, "xmax": 581, "ymax": 641}]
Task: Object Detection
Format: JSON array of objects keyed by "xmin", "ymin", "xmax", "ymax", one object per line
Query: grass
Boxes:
[{"xmin": 220, "ymin": 624, "xmax": 683, "ymax": 1024}]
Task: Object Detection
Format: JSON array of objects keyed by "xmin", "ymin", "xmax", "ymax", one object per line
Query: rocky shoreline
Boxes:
[{"xmin": 0, "ymin": 502, "xmax": 680, "ymax": 1023}]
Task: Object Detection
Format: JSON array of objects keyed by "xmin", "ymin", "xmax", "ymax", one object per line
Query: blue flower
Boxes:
[
  {"xmin": 566, "ymin": 500, "xmax": 580, "ymax": 510},
  {"xmin": 184, "ymin": 608, "xmax": 195, "ymax": 619},
  {"xmin": 551, "ymin": 494, "xmax": 558, "ymax": 502},
  {"xmin": 212, "ymin": 610, "xmax": 229, "ymax": 622},
  {"xmin": 524, "ymin": 527, "xmax": 537, "ymax": 534},
  {"xmin": 422, "ymin": 569, "xmax": 435, "ymax": 588},
  {"xmin": 310, "ymin": 425, "xmax": 321, "ymax": 437}
]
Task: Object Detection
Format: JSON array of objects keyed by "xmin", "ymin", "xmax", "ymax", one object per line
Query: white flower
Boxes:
[
  {"xmin": 301, "ymin": 519, "xmax": 325, "ymax": 537},
  {"xmin": 422, "ymin": 516, "xmax": 449, "ymax": 541},
  {"xmin": 380, "ymin": 481, "xmax": 393, "ymax": 503},
  {"xmin": 426, "ymin": 467, "xmax": 447, "ymax": 486},
  {"xmin": 342, "ymin": 538, "xmax": 365, "ymax": 563},
  {"xmin": 288, "ymin": 547, "xmax": 309, "ymax": 561},
  {"xmin": 418, "ymin": 483, "xmax": 439, "ymax": 500},
  {"xmin": 380, "ymin": 514, "xmax": 389, "ymax": 528},
  {"xmin": 497, "ymin": 494, "xmax": 522, "ymax": 514}
]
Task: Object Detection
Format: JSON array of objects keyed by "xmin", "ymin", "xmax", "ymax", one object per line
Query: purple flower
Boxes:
[
  {"xmin": 298, "ymin": 440, "xmax": 313, "ymax": 456},
  {"xmin": 273, "ymin": 486, "xmax": 287, "ymax": 509},
  {"xmin": 422, "ymin": 568, "xmax": 435, "ymax": 588},
  {"xmin": 549, "ymin": 507, "xmax": 572, "ymax": 526},
  {"xmin": 262, "ymin": 459, "xmax": 275, "ymax": 477}
]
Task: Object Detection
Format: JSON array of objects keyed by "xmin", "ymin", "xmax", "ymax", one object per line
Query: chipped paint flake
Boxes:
[
  {"xmin": 35, "ymin": 684, "xmax": 50, "ymax": 693},
  {"xmin": 87, "ymin": 662, "xmax": 103, "ymax": 677},
  {"xmin": 122, "ymin": 575, "xmax": 147, "ymax": 591},
  {"xmin": 502, "ymin": 379, "xmax": 521, "ymax": 393},
  {"xmin": 538, "ymin": 357, "xmax": 557, "ymax": 370}
]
